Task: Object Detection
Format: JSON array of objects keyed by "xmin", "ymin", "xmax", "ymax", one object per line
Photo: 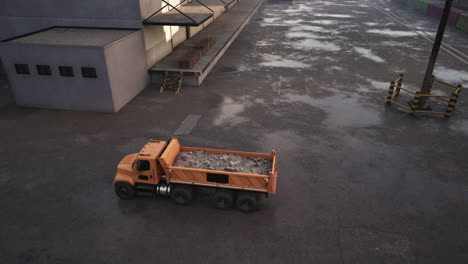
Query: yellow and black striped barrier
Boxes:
[{"xmin": 385, "ymin": 74, "xmax": 463, "ymax": 118}]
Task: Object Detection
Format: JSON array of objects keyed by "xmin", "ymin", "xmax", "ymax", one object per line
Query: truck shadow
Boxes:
[{"xmin": 116, "ymin": 187, "xmax": 275, "ymax": 216}]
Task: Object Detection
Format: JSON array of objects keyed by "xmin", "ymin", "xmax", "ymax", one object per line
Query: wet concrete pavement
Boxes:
[{"xmin": 1, "ymin": 0, "xmax": 468, "ymax": 263}]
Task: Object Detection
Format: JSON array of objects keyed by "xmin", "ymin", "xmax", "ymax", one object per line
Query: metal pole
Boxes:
[{"xmin": 420, "ymin": 0, "xmax": 454, "ymax": 99}]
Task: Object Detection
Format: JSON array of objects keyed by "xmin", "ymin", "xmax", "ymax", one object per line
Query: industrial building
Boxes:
[
  {"xmin": 1, "ymin": 27, "xmax": 147, "ymax": 112},
  {"xmin": 0, "ymin": 0, "xmax": 261, "ymax": 112}
]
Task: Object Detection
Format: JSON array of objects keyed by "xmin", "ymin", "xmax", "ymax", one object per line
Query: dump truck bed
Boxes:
[{"xmin": 159, "ymin": 138, "xmax": 277, "ymax": 194}]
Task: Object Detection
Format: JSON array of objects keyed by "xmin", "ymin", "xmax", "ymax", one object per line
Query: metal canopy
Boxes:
[{"xmin": 143, "ymin": 0, "xmax": 232, "ymax": 26}]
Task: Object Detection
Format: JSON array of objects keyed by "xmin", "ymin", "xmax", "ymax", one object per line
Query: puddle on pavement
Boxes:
[
  {"xmin": 237, "ymin": 64, "xmax": 252, "ymax": 72},
  {"xmin": 255, "ymin": 98, "xmax": 265, "ymax": 104},
  {"xmin": 366, "ymin": 29, "xmax": 418, "ymax": 37},
  {"xmin": 351, "ymin": 10, "xmax": 368, "ymax": 15},
  {"xmin": 375, "ymin": 40, "xmax": 423, "ymax": 50},
  {"xmin": 280, "ymin": 93, "xmax": 381, "ymax": 128},
  {"xmin": 213, "ymin": 97, "xmax": 249, "ymax": 126},
  {"xmin": 322, "ymin": 2, "xmax": 365, "ymax": 7},
  {"xmin": 353, "ymin": 47, "xmax": 385, "ymax": 63},
  {"xmin": 326, "ymin": 66, "xmax": 345, "ymax": 72},
  {"xmin": 256, "ymin": 40, "xmax": 274, "ymax": 47},
  {"xmin": 434, "ymin": 67, "xmax": 468, "ymax": 87},
  {"xmin": 290, "ymin": 25, "xmax": 326, "ymax": 32},
  {"xmin": 366, "ymin": 79, "xmax": 390, "ymax": 90},
  {"xmin": 286, "ymin": 31, "xmax": 328, "ymax": 39},
  {"xmin": 260, "ymin": 15, "xmax": 304, "ymax": 27},
  {"xmin": 310, "ymin": 20, "xmax": 339, "ymax": 25},
  {"xmin": 292, "ymin": 39, "xmax": 341, "ymax": 51},
  {"xmin": 260, "ymin": 130, "xmax": 306, "ymax": 154},
  {"xmin": 357, "ymin": 78, "xmax": 390, "ymax": 93},
  {"xmin": 415, "ymin": 30, "xmax": 436, "ymax": 36},
  {"xmin": 260, "ymin": 54, "xmax": 311, "ymax": 69},
  {"xmin": 313, "ymin": 13, "xmax": 354, "ymax": 18},
  {"xmin": 262, "ymin": 16, "xmax": 280, "ymax": 24},
  {"xmin": 284, "ymin": 3, "xmax": 315, "ymax": 13}
]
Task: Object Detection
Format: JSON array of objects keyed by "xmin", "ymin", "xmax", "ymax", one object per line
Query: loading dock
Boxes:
[{"xmin": 150, "ymin": 0, "xmax": 264, "ymax": 86}]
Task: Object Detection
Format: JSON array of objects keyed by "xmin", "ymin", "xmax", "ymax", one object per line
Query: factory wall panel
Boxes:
[
  {"xmin": 142, "ymin": 25, "xmax": 175, "ymax": 68},
  {"xmin": 145, "ymin": 40, "xmax": 173, "ymax": 69},
  {"xmin": 139, "ymin": 0, "xmax": 164, "ymax": 19},
  {"xmin": 104, "ymin": 31, "xmax": 149, "ymax": 111},
  {"xmin": 189, "ymin": 25, "xmax": 204, "ymax": 38},
  {"xmin": 171, "ymin": 26, "xmax": 187, "ymax": 47}
]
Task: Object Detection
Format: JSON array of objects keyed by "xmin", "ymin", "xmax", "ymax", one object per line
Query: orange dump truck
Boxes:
[{"xmin": 114, "ymin": 138, "xmax": 277, "ymax": 212}]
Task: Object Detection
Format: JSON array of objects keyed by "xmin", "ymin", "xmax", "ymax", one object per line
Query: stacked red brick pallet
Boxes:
[{"xmin": 178, "ymin": 38, "xmax": 217, "ymax": 69}]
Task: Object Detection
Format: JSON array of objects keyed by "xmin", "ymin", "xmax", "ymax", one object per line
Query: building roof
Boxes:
[{"xmin": 8, "ymin": 27, "xmax": 138, "ymax": 46}]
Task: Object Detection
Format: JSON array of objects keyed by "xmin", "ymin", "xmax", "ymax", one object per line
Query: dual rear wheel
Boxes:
[
  {"xmin": 213, "ymin": 189, "xmax": 258, "ymax": 212},
  {"xmin": 235, "ymin": 192, "xmax": 258, "ymax": 213},
  {"xmin": 170, "ymin": 185, "xmax": 258, "ymax": 212},
  {"xmin": 170, "ymin": 184, "xmax": 194, "ymax": 205}
]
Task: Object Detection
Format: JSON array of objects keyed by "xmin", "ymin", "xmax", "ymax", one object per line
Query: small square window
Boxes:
[
  {"xmin": 15, "ymin": 64, "xmax": 30, "ymax": 74},
  {"xmin": 59, "ymin": 66, "xmax": 74, "ymax": 77},
  {"xmin": 81, "ymin": 67, "xmax": 97, "ymax": 78},
  {"xmin": 36, "ymin": 65, "xmax": 51, "ymax": 76}
]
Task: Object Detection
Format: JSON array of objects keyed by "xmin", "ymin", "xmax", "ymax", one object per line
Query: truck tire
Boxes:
[
  {"xmin": 171, "ymin": 185, "xmax": 194, "ymax": 205},
  {"xmin": 236, "ymin": 192, "xmax": 257, "ymax": 212},
  {"xmin": 114, "ymin": 182, "xmax": 135, "ymax": 200},
  {"xmin": 213, "ymin": 189, "xmax": 234, "ymax": 209}
]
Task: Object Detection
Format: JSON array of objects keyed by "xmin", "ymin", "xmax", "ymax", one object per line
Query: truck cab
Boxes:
[{"xmin": 114, "ymin": 140, "xmax": 169, "ymax": 197}]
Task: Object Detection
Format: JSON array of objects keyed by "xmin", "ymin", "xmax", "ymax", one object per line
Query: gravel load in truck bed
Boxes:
[{"xmin": 173, "ymin": 151, "xmax": 273, "ymax": 175}]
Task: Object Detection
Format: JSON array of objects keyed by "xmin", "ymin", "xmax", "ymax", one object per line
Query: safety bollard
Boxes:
[
  {"xmin": 395, "ymin": 74, "xmax": 403, "ymax": 97},
  {"xmin": 410, "ymin": 92, "xmax": 422, "ymax": 113},
  {"xmin": 445, "ymin": 85, "xmax": 462, "ymax": 118},
  {"xmin": 386, "ymin": 81, "xmax": 395, "ymax": 104}
]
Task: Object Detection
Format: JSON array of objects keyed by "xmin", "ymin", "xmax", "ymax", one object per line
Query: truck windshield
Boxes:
[{"xmin": 136, "ymin": 160, "xmax": 151, "ymax": 171}]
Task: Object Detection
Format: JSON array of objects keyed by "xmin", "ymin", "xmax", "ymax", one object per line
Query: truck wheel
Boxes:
[
  {"xmin": 213, "ymin": 189, "xmax": 234, "ymax": 209},
  {"xmin": 114, "ymin": 182, "xmax": 135, "ymax": 200},
  {"xmin": 236, "ymin": 192, "xmax": 257, "ymax": 212},
  {"xmin": 171, "ymin": 185, "xmax": 193, "ymax": 205}
]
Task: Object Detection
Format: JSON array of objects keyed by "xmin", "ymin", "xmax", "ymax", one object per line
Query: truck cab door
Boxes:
[{"xmin": 135, "ymin": 160, "xmax": 154, "ymax": 183}]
